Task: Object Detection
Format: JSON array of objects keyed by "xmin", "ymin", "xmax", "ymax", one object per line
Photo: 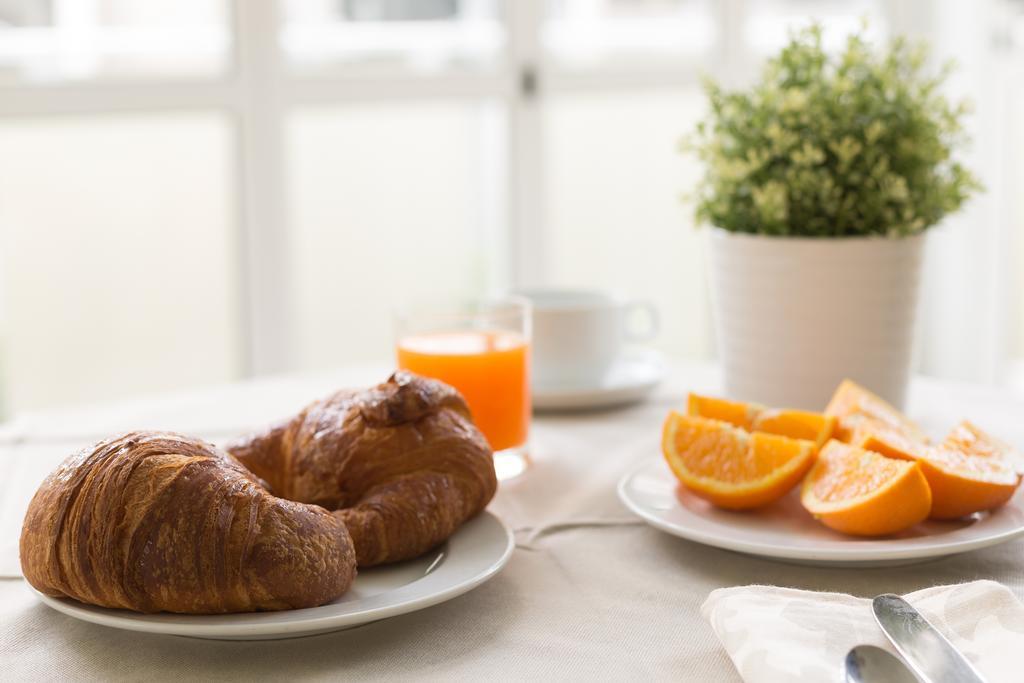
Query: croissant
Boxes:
[
  {"xmin": 19, "ymin": 432, "xmax": 357, "ymax": 613},
  {"xmin": 227, "ymin": 371, "xmax": 498, "ymax": 566},
  {"xmin": 19, "ymin": 373, "xmax": 496, "ymax": 614}
]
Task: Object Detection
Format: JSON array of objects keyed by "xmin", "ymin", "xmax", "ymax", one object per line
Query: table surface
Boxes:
[{"xmin": 3, "ymin": 363, "xmax": 1024, "ymax": 682}]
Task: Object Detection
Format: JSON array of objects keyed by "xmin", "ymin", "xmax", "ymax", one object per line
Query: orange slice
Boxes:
[
  {"xmin": 801, "ymin": 440, "xmax": 931, "ymax": 536},
  {"xmin": 944, "ymin": 420, "xmax": 1024, "ymax": 476},
  {"xmin": 825, "ymin": 379, "xmax": 928, "ymax": 447},
  {"xmin": 903, "ymin": 422, "xmax": 1021, "ymax": 520},
  {"xmin": 686, "ymin": 393, "xmax": 761, "ymax": 430},
  {"xmin": 857, "ymin": 420, "xmax": 1020, "ymax": 520},
  {"xmin": 853, "ymin": 426, "xmax": 927, "ymax": 462},
  {"xmin": 688, "ymin": 393, "xmax": 833, "ymax": 450},
  {"xmin": 915, "ymin": 447, "xmax": 1019, "ymax": 520},
  {"xmin": 751, "ymin": 409, "xmax": 836, "ymax": 450},
  {"xmin": 662, "ymin": 412, "xmax": 816, "ymax": 510}
]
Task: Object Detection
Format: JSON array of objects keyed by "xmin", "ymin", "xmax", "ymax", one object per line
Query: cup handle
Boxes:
[{"xmin": 623, "ymin": 300, "xmax": 659, "ymax": 343}]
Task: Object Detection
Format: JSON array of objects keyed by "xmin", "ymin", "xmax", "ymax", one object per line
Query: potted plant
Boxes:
[{"xmin": 689, "ymin": 25, "xmax": 980, "ymax": 409}]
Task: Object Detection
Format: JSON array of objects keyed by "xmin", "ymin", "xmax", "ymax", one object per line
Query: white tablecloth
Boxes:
[{"xmin": 2, "ymin": 364, "xmax": 1024, "ymax": 681}]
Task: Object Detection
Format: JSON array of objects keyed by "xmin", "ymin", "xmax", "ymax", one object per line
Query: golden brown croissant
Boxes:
[
  {"xmin": 20, "ymin": 373, "xmax": 494, "ymax": 614},
  {"xmin": 227, "ymin": 371, "xmax": 497, "ymax": 566},
  {"xmin": 20, "ymin": 432, "xmax": 357, "ymax": 614}
]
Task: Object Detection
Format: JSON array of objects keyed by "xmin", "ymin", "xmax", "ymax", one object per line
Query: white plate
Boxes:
[
  {"xmin": 618, "ymin": 458, "xmax": 1024, "ymax": 567},
  {"xmin": 533, "ymin": 349, "xmax": 664, "ymax": 412},
  {"xmin": 34, "ymin": 511, "xmax": 513, "ymax": 640}
]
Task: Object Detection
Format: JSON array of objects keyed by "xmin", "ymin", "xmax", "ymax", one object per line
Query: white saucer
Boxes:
[
  {"xmin": 532, "ymin": 349, "xmax": 664, "ymax": 412},
  {"xmin": 618, "ymin": 458, "xmax": 1024, "ymax": 567},
  {"xmin": 34, "ymin": 511, "xmax": 513, "ymax": 640}
]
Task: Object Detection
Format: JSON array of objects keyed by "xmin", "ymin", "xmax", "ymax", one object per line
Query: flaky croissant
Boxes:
[
  {"xmin": 20, "ymin": 373, "xmax": 496, "ymax": 614},
  {"xmin": 20, "ymin": 432, "xmax": 357, "ymax": 613},
  {"xmin": 227, "ymin": 371, "xmax": 498, "ymax": 566}
]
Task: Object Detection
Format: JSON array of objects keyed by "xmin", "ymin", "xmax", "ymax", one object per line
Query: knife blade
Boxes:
[{"xmin": 871, "ymin": 594, "xmax": 988, "ymax": 683}]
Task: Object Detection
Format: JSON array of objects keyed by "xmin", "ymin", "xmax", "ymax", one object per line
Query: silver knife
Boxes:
[{"xmin": 872, "ymin": 594, "xmax": 988, "ymax": 683}]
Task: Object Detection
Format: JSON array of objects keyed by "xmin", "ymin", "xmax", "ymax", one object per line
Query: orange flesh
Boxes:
[
  {"xmin": 925, "ymin": 445, "xmax": 1018, "ymax": 484},
  {"xmin": 670, "ymin": 418, "xmax": 803, "ymax": 483},
  {"xmin": 669, "ymin": 416, "xmax": 750, "ymax": 482},
  {"xmin": 832, "ymin": 394, "xmax": 1018, "ymax": 485},
  {"xmin": 688, "ymin": 394, "xmax": 833, "ymax": 449},
  {"xmin": 945, "ymin": 421, "xmax": 998, "ymax": 457},
  {"xmin": 919, "ymin": 422, "xmax": 1021, "ymax": 519},
  {"xmin": 678, "ymin": 382, "xmax": 1022, "ymax": 526},
  {"xmin": 808, "ymin": 443, "xmax": 909, "ymax": 503},
  {"xmin": 943, "ymin": 420, "xmax": 1024, "ymax": 474},
  {"xmin": 662, "ymin": 412, "xmax": 816, "ymax": 510},
  {"xmin": 825, "ymin": 379, "xmax": 927, "ymax": 444},
  {"xmin": 855, "ymin": 427, "xmax": 926, "ymax": 462},
  {"xmin": 801, "ymin": 440, "xmax": 932, "ymax": 536},
  {"xmin": 686, "ymin": 394, "xmax": 761, "ymax": 430},
  {"xmin": 751, "ymin": 431, "xmax": 816, "ymax": 472},
  {"xmin": 854, "ymin": 418, "xmax": 1020, "ymax": 519},
  {"xmin": 752, "ymin": 409, "xmax": 835, "ymax": 449}
]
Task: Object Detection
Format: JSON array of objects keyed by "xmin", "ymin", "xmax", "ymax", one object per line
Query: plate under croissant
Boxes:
[
  {"xmin": 33, "ymin": 511, "xmax": 513, "ymax": 640},
  {"xmin": 618, "ymin": 458, "xmax": 1024, "ymax": 567}
]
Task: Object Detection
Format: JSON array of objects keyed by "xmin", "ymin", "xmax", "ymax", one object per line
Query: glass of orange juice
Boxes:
[{"xmin": 396, "ymin": 296, "xmax": 531, "ymax": 480}]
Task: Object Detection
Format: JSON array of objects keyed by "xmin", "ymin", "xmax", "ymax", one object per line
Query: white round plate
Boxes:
[
  {"xmin": 34, "ymin": 511, "xmax": 513, "ymax": 640},
  {"xmin": 533, "ymin": 349, "xmax": 664, "ymax": 412},
  {"xmin": 618, "ymin": 458, "xmax": 1024, "ymax": 567}
]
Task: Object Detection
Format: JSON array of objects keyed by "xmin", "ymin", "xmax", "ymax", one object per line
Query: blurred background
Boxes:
[{"xmin": 0, "ymin": 0, "xmax": 1022, "ymax": 418}]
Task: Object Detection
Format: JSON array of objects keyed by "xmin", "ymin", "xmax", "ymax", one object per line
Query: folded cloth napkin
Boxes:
[{"xmin": 702, "ymin": 580, "xmax": 1024, "ymax": 683}]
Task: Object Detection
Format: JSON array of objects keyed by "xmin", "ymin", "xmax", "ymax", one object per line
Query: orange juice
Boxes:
[{"xmin": 397, "ymin": 330, "xmax": 529, "ymax": 452}]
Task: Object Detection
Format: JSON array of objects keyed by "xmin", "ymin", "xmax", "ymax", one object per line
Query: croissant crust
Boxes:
[
  {"xmin": 227, "ymin": 371, "xmax": 498, "ymax": 566},
  {"xmin": 20, "ymin": 432, "xmax": 357, "ymax": 613},
  {"xmin": 19, "ymin": 372, "xmax": 496, "ymax": 613}
]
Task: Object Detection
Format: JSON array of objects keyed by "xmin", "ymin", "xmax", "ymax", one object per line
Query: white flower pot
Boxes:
[{"xmin": 707, "ymin": 228, "xmax": 926, "ymax": 410}]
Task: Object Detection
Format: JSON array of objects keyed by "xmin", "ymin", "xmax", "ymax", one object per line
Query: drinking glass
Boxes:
[{"xmin": 395, "ymin": 296, "xmax": 531, "ymax": 480}]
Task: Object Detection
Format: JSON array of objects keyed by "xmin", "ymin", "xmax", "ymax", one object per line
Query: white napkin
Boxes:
[{"xmin": 702, "ymin": 580, "xmax": 1024, "ymax": 683}]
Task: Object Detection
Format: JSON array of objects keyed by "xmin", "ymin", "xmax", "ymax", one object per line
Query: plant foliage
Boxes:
[{"xmin": 689, "ymin": 25, "xmax": 981, "ymax": 237}]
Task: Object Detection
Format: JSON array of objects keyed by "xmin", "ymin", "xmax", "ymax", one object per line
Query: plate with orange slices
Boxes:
[{"xmin": 617, "ymin": 381, "xmax": 1024, "ymax": 567}]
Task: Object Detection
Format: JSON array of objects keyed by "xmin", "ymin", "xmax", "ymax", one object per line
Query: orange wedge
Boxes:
[
  {"xmin": 825, "ymin": 379, "xmax": 928, "ymax": 447},
  {"xmin": 944, "ymin": 420, "xmax": 1024, "ymax": 476},
  {"xmin": 853, "ymin": 426, "xmax": 927, "ymax": 462},
  {"xmin": 915, "ymin": 447, "xmax": 1019, "ymax": 520},
  {"xmin": 801, "ymin": 440, "xmax": 931, "ymax": 536},
  {"xmin": 856, "ymin": 420, "xmax": 1020, "ymax": 520},
  {"xmin": 688, "ymin": 393, "xmax": 833, "ymax": 450},
  {"xmin": 751, "ymin": 409, "xmax": 836, "ymax": 450},
  {"xmin": 902, "ymin": 421, "xmax": 1020, "ymax": 520},
  {"xmin": 662, "ymin": 412, "xmax": 816, "ymax": 510},
  {"xmin": 686, "ymin": 393, "xmax": 761, "ymax": 430}
]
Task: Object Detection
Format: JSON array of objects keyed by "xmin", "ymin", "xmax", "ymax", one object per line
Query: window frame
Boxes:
[
  {"xmin": 0, "ymin": 0, "xmax": 709, "ymax": 377},
  {"xmin": 0, "ymin": 0, "xmax": 1018, "ymax": 388}
]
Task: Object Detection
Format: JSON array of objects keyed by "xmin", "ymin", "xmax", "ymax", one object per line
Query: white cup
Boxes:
[{"xmin": 518, "ymin": 289, "xmax": 659, "ymax": 388}]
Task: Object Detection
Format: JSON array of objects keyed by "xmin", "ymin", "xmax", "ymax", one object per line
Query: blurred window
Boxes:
[
  {"xmin": 0, "ymin": 113, "xmax": 238, "ymax": 412},
  {"xmin": 543, "ymin": 0, "xmax": 715, "ymax": 69},
  {"xmin": 1001, "ymin": 1, "xmax": 1024, "ymax": 385},
  {"xmin": 542, "ymin": 90, "xmax": 711, "ymax": 358},
  {"xmin": 285, "ymin": 101, "xmax": 506, "ymax": 369},
  {"xmin": 0, "ymin": 0, "xmax": 230, "ymax": 84},
  {"xmin": 743, "ymin": 0, "xmax": 886, "ymax": 57},
  {"xmin": 281, "ymin": 0, "xmax": 504, "ymax": 75},
  {"xmin": 1, "ymin": 0, "xmax": 1023, "ymax": 416}
]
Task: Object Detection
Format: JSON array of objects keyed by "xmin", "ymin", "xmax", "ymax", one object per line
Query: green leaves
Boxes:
[{"xmin": 689, "ymin": 24, "xmax": 982, "ymax": 237}]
